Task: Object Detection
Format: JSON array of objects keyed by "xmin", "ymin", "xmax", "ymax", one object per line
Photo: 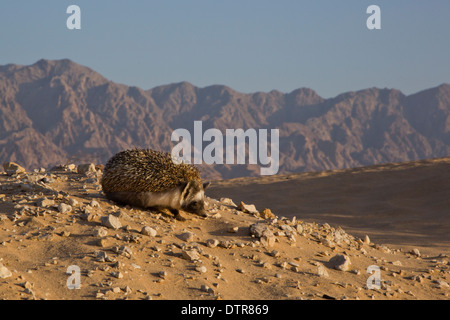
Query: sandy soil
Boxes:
[
  {"xmin": 209, "ymin": 158, "xmax": 450, "ymax": 256},
  {"xmin": 0, "ymin": 159, "xmax": 449, "ymax": 300}
]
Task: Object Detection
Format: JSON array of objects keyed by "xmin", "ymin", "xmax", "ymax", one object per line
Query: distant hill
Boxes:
[{"xmin": 1, "ymin": 59, "xmax": 449, "ymax": 179}]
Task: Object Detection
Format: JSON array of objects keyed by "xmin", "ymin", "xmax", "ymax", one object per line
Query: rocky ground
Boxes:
[{"xmin": 0, "ymin": 162, "xmax": 448, "ymax": 300}]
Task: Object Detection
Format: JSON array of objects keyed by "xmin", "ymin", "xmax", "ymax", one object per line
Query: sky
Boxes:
[{"xmin": 0, "ymin": 0, "xmax": 449, "ymax": 98}]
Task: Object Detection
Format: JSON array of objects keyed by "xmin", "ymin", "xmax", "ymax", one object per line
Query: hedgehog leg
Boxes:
[{"xmin": 170, "ymin": 209, "xmax": 186, "ymax": 221}]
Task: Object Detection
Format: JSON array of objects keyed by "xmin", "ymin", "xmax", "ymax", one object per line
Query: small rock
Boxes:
[
  {"xmin": 260, "ymin": 208, "xmax": 275, "ymax": 219},
  {"xmin": 77, "ymin": 163, "xmax": 96, "ymax": 175},
  {"xmin": 68, "ymin": 198, "xmax": 79, "ymax": 207},
  {"xmin": 20, "ymin": 281, "xmax": 33, "ymax": 290},
  {"xmin": 124, "ymin": 286, "xmax": 132, "ymax": 294},
  {"xmin": 433, "ymin": 280, "xmax": 449, "ymax": 289},
  {"xmin": 317, "ymin": 264, "xmax": 329, "ymax": 278},
  {"xmin": 67, "ymin": 164, "xmax": 77, "ymax": 172},
  {"xmin": 93, "ymin": 227, "xmax": 108, "ymax": 238},
  {"xmin": 410, "ymin": 248, "xmax": 421, "ymax": 257},
  {"xmin": 238, "ymin": 201, "xmax": 258, "ymax": 214},
  {"xmin": 200, "ymin": 284, "xmax": 213, "ymax": 293},
  {"xmin": 392, "ymin": 260, "xmax": 402, "ymax": 266},
  {"xmin": 329, "ymin": 254, "xmax": 351, "ymax": 271},
  {"xmin": 206, "ymin": 239, "xmax": 219, "ymax": 248},
  {"xmin": 363, "ymin": 235, "xmax": 371, "ymax": 245},
  {"xmin": 111, "ymin": 271, "xmax": 123, "ymax": 279},
  {"xmin": 0, "ymin": 263, "xmax": 12, "ymax": 279},
  {"xmin": 220, "ymin": 198, "xmax": 237, "ymax": 207},
  {"xmin": 196, "ymin": 266, "xmax": 207, "ymax": 273},
  {"xmin": 3, "ymin": 162, "xmax": 26, "ymax": 175},
  {"xmin": 270, "ymin": 250, "xmax": 280, "ymax": 257},
  {"xmin": 210, "ymin": 212, "xmax": 222, "ymax": 219},
  {"xmin": 249, "ymin": 223, "xmax": 274, "ymax": 238},
  {"xmin": 37, "ymin": 198, "xmax": 55, "ymax": 208},
  {"xmin": 141, "ymin": 226, "xmax": 157, "ymax": 237},
  {"xmin": 178, "ymin": 232, "xmax": 195, "ymax": 242},
  {"xmin": 260, "ymin": 235, "xmax": 276, "ymax": 248},
  {"xmin": 117, "ymin": 245, "xmax": 132, "ymax": 258},
  {"xmin": 90, "ymin": 200, "xmax": 100, "ymax": 208},
  {"xmin": 112, "ymin": 287, "xmax": 121, "ymax": 294},
  {"xmin": 182, "ymin": 249, "xmax": 200, "ymax": 261},
  {"xmin": 96, "ymin": 238, "xmax": 107, "ymax": 247},
  {"xmin": 60, "ymin": 231, "xmax": 71, "ymax": 237},
  {"xmin": 24, "ymin": 217, "xmax": 45, "ymax": 229},
  {"xmin": 57, "ymin": 203, "xmax": 72, "ymax": 214},
  {"xmin": 228, "ymin": 226, "xmax": 239, "ymax": 233},
  {"xmin": 95, "ymin": 251, "xmax": 108, "ymax": 262},
  {"xmin": 101, "ymin": 214, "xmax": 122, "ymax": 230}
]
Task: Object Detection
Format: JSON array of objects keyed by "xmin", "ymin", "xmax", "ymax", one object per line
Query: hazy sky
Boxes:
[{"xmin": 1, "ymin": 1, "xmax": 449, "ymax": 98}]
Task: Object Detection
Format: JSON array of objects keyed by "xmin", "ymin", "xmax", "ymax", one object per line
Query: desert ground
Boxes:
[{"xmin": 0, "ymin": 159, "xmax": 449, "ymax": 300}]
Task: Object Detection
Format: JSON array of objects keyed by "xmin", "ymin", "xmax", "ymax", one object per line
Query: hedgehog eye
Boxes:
[{"xmin": 190, "ymin": 201, "xmax": 201, "ymax": 209}]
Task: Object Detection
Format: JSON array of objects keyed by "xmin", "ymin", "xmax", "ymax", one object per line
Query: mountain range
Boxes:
[{"xmin": 1, "ymin": 59, "xmax": 449, "ymax": 179}]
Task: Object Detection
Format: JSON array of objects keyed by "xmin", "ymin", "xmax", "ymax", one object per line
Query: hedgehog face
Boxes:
[{"xmin": 180, "ymin": 181, "xmax": 210, "ymax": 217}]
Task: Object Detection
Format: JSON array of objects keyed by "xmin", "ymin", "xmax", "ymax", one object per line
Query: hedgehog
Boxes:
[{"xmin": 101, "ymin": 148, "xmax": 210, "ymax": 220}]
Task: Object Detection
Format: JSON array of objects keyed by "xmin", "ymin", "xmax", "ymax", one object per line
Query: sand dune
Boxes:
[{"xmin": 209, "ymin": 158, "xmax": 450, "ymax": 255}]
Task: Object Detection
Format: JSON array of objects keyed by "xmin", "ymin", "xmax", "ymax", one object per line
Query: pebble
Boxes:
[
  {"xmin": 433, "ymin": 280, "xmax": 449, "ymax": 289},
  {"xmin": 196, "ymin": 266, "xmax": 207, "ymax": 273},
  {"xmin": 141, "ymin": 226, "xmax": 157, "ymax": 237},
  {"xmin": 329, "ymin": 254, "xmax": 351, "ymax": 271},
  {"xmin": 68, "ymin": 198, "xmax": 79, "ymax": 207},
  {"xmin": 206, "ymin": 239, "xmax": 219, "ymax": 248},
  {"xmin": 111, "ymin": 271, "xmax": 123, "ymax": 279},
  {"xmin": 201, "ymin": 284, "xmax": 214, "ymax": 293},
  {"xmin": 220, "ymin": 198, "xmax": 237, "ymax": 207},
  {"xmin": 77, "ymin": 163, "xmax": 96, "ymax": 175},
  {"xmin": 90, "ymin": 200, "xmax": 100, "ymax": 208},
  {"xmin": 116, "ymin": 246, "xmax": 132, "ymax": 258},
  {"xmin": 0, "ymin": 263, "xmax": 12, "ymax": 279},
  {"xmin": 260, "ymin": 235, "xmax": 276, "ymax": 248},
  {"xmin": 3, "ymin": 162, "xmax": 26, "ymax": 175},
  {"xmin": 37, "ymin": 198, "xmax": 55, "ymax": 208},
  {"xmin": 249, "ymin": 223, "xmax": 274, "ymax": 238},
  {"xmin": 410, "ymin": 248, "xmax": 421, "ymax": 257},
  {"xmin": 101, "ymin": 214, "xmax": 122, "ymax": 230},
  {"xmin": 238, "ymin": 202, "xmax": 258, "ymax": 214},
  {"xmin": 270, "ymin": 250, "xmax": 280, "ymax": 257},
  {"xmin": 57, "ymin": 203, "xmax": 72, "ymax": 214},
  {"xmin": 94, "ymin": 251, "xmax": 109, "ymax": 262},
  {"xmin": 93, "ymin": 227, "xmax": 108, "ymax": 238},
  {"xmin": 228, "ymin": 226, "xmax": 239, "ymax": 233},
  {"xmin": 317, "ymin": 264, "xmax": 329, "ymax": 278},
  {"xmin": 260, "ymin": 208, "xmax": 275, "ymax": 219},
  {"xmin": 182, "ymin": 249, "xmax": 200, "ymax": 261},
  {"xmin": 178, "ymin": 232, "xmax": 195, "ymax": 242}
]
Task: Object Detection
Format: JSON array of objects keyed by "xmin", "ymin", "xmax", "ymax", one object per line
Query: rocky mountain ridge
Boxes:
[{"xmin": 1, "ymin": 59, "xmax": 449, "ymax": 179}]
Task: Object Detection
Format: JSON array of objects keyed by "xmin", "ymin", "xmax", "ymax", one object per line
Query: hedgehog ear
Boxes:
[
  {"xmin": 203, "ymin": 182, "xmax": 211, "ymax": 190},
  {"xmin": 181, "ymin": 181, "xmax": 195, "ymax": 200},
  {"xmin": 181, "ymin": 182, "xmax": 189, "ymax": 200}
]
